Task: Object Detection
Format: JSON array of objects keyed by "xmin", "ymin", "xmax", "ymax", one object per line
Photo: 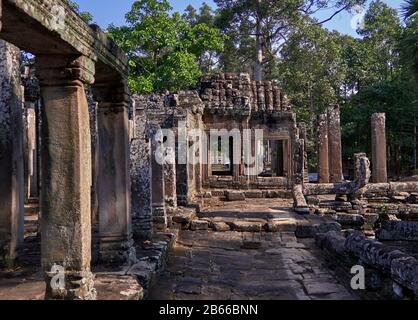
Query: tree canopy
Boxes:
[{"xmin": 108, "ymin": 0, "xmax": 226, "ymax": 94}]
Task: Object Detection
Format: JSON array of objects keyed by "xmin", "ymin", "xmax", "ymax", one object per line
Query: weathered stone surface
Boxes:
[
  {"xmin": 149, "ymin": 123, "xmax": 167, "ymax": 231},
  {"xmin": 296, "ymin": 221, "xmax": 341, "ymax": 238},
  {"xmin": 211, "ymin": 222, "xmax": 231, "ymax": 232},
  {"xmin": 172, "ymin": 209, "xmax": 196, "ymax": 225},
  {"xmin": 94, "ymin": 81, "xmax": 135, "ymax": 265},
  {"xmin": 190, "ymin": 220, "xmax": 209, "ymax": 231},
  {"xmin": 0, "ymin": 0, "xmax": 129, "ymax": 79},
  {"xmin": 377, "ymin": 221, "xmax": 418, "ymax": 241},
  {"xmin": 334, "ymin": 213, "xmax": 365, "ymax": 227},
  {"xmin": 293, "ymin": 184, "xmax": 309, "ymax": 214},
  {"xmin": 371, "ymin": 113, "xmax": 387, "ymax": 183},
  {"xmin": 95, "ymin": 274, "xmax": 144, "ymax": 300},
  {"xmin": 0, "ymin": 40, "xmax": 24, "ymax": 264},
  {"xmin": 317, "ymin": 113, "xmax": 330, "ymax": 183},
  {"xmin": 36, "ymin": 55, "xmax": 96, "ymax": 300},
  {"xmin": 327, "ymin": 105, "xmax": 343, "ymax": 183},
  {"xmin": 229, "ymin": 221, "xmax": 264, "ymax": 232},
  {"xmin": 266, "ymin": 219, "xmax": 297, "ymax": 232},
  {"xmin": 226, "ymin": 191, "xmax": 246, "ymax": 202},
  {"xmin": 130, "ymin": 101, "xmax": 152, "ymax": 240}
]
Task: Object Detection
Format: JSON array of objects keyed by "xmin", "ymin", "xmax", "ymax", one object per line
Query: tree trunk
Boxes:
[
  {"xmin": 414, "ymin": 113, "xmax": 417, "ymax": 172},
  {"xmin": 255, "ymin": 0, "xmax": 263, "ymax": 81}
]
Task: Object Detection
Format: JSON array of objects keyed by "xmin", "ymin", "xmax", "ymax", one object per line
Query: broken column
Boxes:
[
  {"xmin": 317, "ymin": 113, "xmax": 329, "ymax": 183},
  {"xmin": 371, "ymin": 113, "xmax": 388, "ymax": 183},
  {"xmin": 327, "ymin": 105, "xmax": 343, "ymax": 182},
  {"xmin": 0, "ymin": 40, "xmax": 24, "ymax": 265},
  {"xmin": 93, "ymin": 80, "xmax": 136, "ymax": 265},
  {"xmin": 36, "ymin": 55, "xmax": 96, "ymax": 299},
  {"xmin": 149, "ymin": 123, "xmax": 167, "ymax": 231},
  {"xmin": 130, "ymin": 100, "xmax": 153, "ymax": 241}
]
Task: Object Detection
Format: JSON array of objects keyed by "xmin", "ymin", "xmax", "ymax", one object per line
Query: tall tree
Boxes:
[
  {"xmin": 108, "ymin": 0, "xmax": 226, "ymax": 94},
  {"xmin": 214, "ymin": 0, "xmax": 366, "ymax": 80}
]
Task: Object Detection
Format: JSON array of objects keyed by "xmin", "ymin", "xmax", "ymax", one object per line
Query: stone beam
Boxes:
[{"xmin": 0, "ymin": 0, "xmax": 128, "ymax": 82}]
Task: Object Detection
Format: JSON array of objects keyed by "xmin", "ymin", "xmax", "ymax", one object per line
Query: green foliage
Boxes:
[{"xmin": 108, "ymin": 0, "xmax": 226, "ymax": 94}]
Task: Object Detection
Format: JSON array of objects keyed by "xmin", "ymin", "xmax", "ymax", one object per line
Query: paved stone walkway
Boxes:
[{"xmin": 148, "ymin": 230, "xmax": 359, "ymax": 300}]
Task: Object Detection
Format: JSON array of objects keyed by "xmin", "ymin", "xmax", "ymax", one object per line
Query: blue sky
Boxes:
[{"xmin": 74, "ymin": 0, "xmax": 404, "ymax": 38}]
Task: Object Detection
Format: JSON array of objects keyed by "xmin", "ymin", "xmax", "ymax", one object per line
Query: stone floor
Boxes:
[
  {"xmin": 148, "ymin": 231, "xmax": 359, "ymax": 300},
  {"xmin": 0, "ymin": 199, "xmax": 361, "ymax": 300},
  {"xmin": 148, "ymin": 199, "xmax": 359, "ymax": 300}
]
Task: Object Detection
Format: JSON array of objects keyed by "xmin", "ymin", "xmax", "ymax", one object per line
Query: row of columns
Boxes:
[
  {"xmin": 0, "ymin": 43, "xmax": 136, "ymax": 299},
  {"xmin": 317, "ymin": 107, "xmax": 388, "ymax": 183},
  {"xmin": 317, "ymin": 105, "xmax": 344, "ymax": 183}
]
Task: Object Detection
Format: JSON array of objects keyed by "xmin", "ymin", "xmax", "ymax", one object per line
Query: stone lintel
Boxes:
[{"xmin": 0, "ymin": 0, "xmax": 128, "ymax": 80}]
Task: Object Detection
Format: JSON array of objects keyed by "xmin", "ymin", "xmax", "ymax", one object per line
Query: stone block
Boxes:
[
  {"xmin": 334, "ymin": 213, "xmax": 365, "ymax": 227},
  {"xmin": 212, "ymin": 222, "xmax": 231, "ymax": 232},
  {"xmin": 377, "ymin": 221, "xmax": 418, "ymax": 241},
  {"xmin": 190, "ymin": 220, "xmax": 209, "ymax": 231},
  {"xmin": 229, "ymin": 221, "xmax": 264, "ymax": 232},
  {"xmin": 95, "ymin": 275, "xmax": 144, "ymax": 300},
  {"xmin": 226, "ymin": 191, "xmax": 246, "ymax": 201},
  {"xmin": 266, "ymin": 219, "xmax": 297, "ymax": 232}
]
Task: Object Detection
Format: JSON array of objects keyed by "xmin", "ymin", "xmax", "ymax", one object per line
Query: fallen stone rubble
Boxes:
[{"xmin": 316, "ymin": 230, "xmax": 418, "ymax": 299}]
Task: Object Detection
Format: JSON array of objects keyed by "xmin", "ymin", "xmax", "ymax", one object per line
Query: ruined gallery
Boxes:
[{"xmin": 0, "ymin": 0, "xmax": 417, "ymax": 301}]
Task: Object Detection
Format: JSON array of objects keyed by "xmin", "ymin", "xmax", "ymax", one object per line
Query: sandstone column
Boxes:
[
  {"xmin": 22, "ymin": 72, "xmax": 40, "ymax": 202},
  {"xmin": 327, "ymin": 105, "xmax": 343, "ymax": 182},
  {"xmin": 131, "ymin": 101, "xmax": 153, "ymax": 241},
  {"xmin": 164, "ymin": 147, "xmax": 177, "ymax": 215},
  {"xmin": 317, "ymin": 113, "xmax": 330, "ymax": 183},
  {"xmin": 149, "ymin": 123, "xmax": 167, "ymax": 231},
  {"xmin": 0, "ymin": 40, "xmax": 24, "ymax": 266},
  {"xmin": 371, "ymin": 113, "xmax": 388, "ymax": 183},
  {"xmin": 92, "ymin": 80, "xmax": 136, "ymax": 265},
  {"xmin": 36, "ymin": 55, "xmax": 96, "ymax": 300},
  {"xmin": 87, "ymin": 91, "xmax": 100, "ymax": 264}
]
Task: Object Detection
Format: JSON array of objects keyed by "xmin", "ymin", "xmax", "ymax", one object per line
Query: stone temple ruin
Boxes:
[{"xmin": 0, "ymin": 0, "xmax": 417, "ymax": 301}]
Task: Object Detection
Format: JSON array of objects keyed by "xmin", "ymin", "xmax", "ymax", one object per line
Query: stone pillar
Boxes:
[
  {"xmin": 164, "ymin": 147, "xmax": 177, "ymax": 215},
  {"xmin": 149, "ymin": 123, "xmax": 167, "ymax": 231},
  {"xmin": 371, "ymin": 113, "xmax": 388, "ymax": 183},
  {"xmin": 298, "ymin": 123, "xmax": 309, "ymax": 184},
  {"xmin": 23, "ymin": 102, "xmax": 38, "ymax": 201},
  {"xmin": 317, "ymin": 113, "xmax": 330, "ymax": 183},
  {"xmin": 35, "ymin": 55, "xmax": 96, "ymax": 299},
  {"xmin": 0, "ymin": 40, "xmax": 24, "ymax": 266},
  {"xmin": 87, "ymin": 91, "xmax": 100, "ymax": 264},
  {"xmin": 22, "ymin": 72, "xmax": 40, "ymax": 202},
  {"xmin": 327, "ymin": 105, "xmax": 343, "ymax": 182},
  {"xmin": 92, "ymin": 80, "xmax": 136, "ymax": 265},
  {"xmin": 131, "ymin": 103, "xmax": 152, "ymax": 241}
]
